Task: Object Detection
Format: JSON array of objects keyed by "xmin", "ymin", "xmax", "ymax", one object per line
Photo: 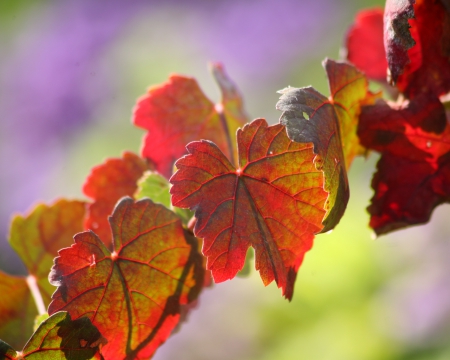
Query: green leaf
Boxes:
[{"xmin": 0, "ymin": 312, "xmax": 105, "ymax": 359}]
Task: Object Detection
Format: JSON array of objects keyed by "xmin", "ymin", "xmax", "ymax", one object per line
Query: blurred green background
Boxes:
[{"xmin": 1, "ymin": 0, "xmax": 450, "ymax": 359}]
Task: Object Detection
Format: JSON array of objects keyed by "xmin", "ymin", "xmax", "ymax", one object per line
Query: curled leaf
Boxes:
[
  {"xmin": 384, "ymin": 0, "xmax": 416, "ymax": 84},
  {"xmin": 278, "ymin": 59, "xmax": 377, "ymax": 232},
  {"xmin": 385, "ymin": 0, "xmax": 450, "ymax": 97}
]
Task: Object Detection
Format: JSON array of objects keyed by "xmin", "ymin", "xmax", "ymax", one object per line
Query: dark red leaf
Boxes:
[
  {"xmin": 383, "ymin": 0, "xmax": 416, "ymax": 84},
  {"xmin": 358, "ymin": 95, "xmax": 450, "ymax": 235},
  {"xmin": 345, "ymin": 8, "xmax": 388, "ymax": 81},
  {"xmin": 83, "ymin": 151, "xmax": 149, "ymax": 249},
  {"xmin": 170, "ymin": 119, "xmax": 327, "ymax": 300},
  {"xmin": 385, "ymin": 0, "xmax": 450, "ymax": 97},
  {"xmin": 48, "ymin": 197, "xmax": 204, "ymax": 359}
]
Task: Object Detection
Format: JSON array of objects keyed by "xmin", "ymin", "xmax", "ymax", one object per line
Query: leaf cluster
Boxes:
[{"xmin": 1, "ymin": 1, "xmax": 449, "ymax": 358}]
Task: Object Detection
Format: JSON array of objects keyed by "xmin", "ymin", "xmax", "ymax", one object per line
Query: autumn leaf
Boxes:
[
  {"xmin": 170, "ymin": 118, "xmax": 327, "ymax": 300},
  {"xmin": 383, "ymin": 0, "xmax": 416, "ymax": 85},
  {"xmin": 0, "ymin": 200, "xmax": 86, "ymax": 349},
  {"xmin": 345, "ymin": 7, "xmax": 387, "ymax": 82},
  {"xmin": 48, "ymin": 197, "xmax": 204, "ymax": 359},
  {"xmin": 358, "ymin": 94, "xmax": 450, "ymax": 235},
  {"xmin": 9, "ymin": 200, "xmax": 86, "ymax": 306},
  {"xmin": 0, "ymin": 312, "xmax": 105, "ymax": 359},
  {"xmin": 133, "ymin": 63, "xmax": 248, "ymax": 179},
  {"xmin": 384, "ymin": 0, "xmax": 450, "ymax": 97},
  {"xmin": 277, "ymin": 59, "xmax": 377, "ymax": 232},
  {"xmin": 0, "ymin": 272, "xmax": 37, "ymax": 350},
  {"xmin": 83, "ymin": 151, "xmax": 150, "ymax": 249}
]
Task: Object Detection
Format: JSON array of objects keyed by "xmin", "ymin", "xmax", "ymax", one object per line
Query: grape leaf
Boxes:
[
  {"xmin": 135, "ymin": 171, "xmax": 172, "ymax": 208},
  {"xmin": 134, "ymin": 170, "xmax": 193, "ymax": 224},
  {"xmin": 385, "ymin": 0, "xmax": 450, "ymax": 97},
  {"xmin": 83, "ymin": 151, "xmax": 150, "ymax": 249},
  {"xmin": 48, "ymin": 197, "xmax": 204, "ymax": 359},
  {"xmin": 383, "ymin": 0, "xmax": 416, "ymax": 85},
  {"xmin": 9, "ymin": 199, "xmax": 86, "ymax": 306},
  {"xmin": 0, "ymin": 272, "xmax": 37, "ymax": 350},
  {"xmin": 132, "ymin": 63, "xmax": 248, "ymax": 179},
  {"xmin": 358, "ymin": 94, "xmax": 450, "ymax": 235},
  {"xmin": 277, "ymin": 59, "xmax": 377, "ymax": 232},
  {"xmin": 0, "ymin": 311, "xmax": 105, "ymax": 359},
  {"xmin": 170, "ymin": 118, "xmax": 327, "ymax": 300},
  {"xmin": 0, "ymin": 200, "xmax": 86, "ymax": 348},
  {"xmin": 345, "ymin": 7, "xmax": 387, "ymax": 81}
]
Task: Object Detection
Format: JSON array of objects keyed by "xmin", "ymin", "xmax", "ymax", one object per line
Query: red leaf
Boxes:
[
  {"xmin": 83, "ymin": 151, "xmax": 149, "ymax": 249},
  {"xmin": 358, "ymin": 95, "xmax": 450, "ymax": 235},
  {"xmin": 170, "ymin": 119, "xmax": 326, "ymax": 300},
  {"xmin": 345, "ymin": 8, "xmax": 388, "ymax": 81},
  {"xmin": 385, "ymin": 0, "xmax": 450, "ymax": 97},
  {"xmin": 48, "ymin": 197, "xmax": 204, "ymax": 359},
  {"xmin": 133, "ymin": 64, "xmax": 248, "ymax": 178},
  {"xmin": 383, "ymin": 0, "xmax": 416, "ymax": 84}
]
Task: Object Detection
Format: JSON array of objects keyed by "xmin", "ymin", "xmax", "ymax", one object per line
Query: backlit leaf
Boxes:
[
  {"xmin": 345, "ymin": 7, "xmax": 387, "ymax": 81},
  {"xmin": 277, "ymin": 59, "xmax": 377, "ymax": 232},
  {"xmin": 170, "ymin": 118, "xmax": 326, "ymax": 300},
  {"xmin": 133, "ymin": 63, "xmax": 248, "ymax": 178},
  {"xmin": 0, "ymin": 200, "xmax": 86, "ymax": 348},
  {"xmin": 48, "ymin": 197, "xmax": 204, "ymax": 359},
  {"xmin": 83, "ymin": 151, "xmax": 149, "ymax": 249},
  {"xmin": 134, "ymin": 171, "xmax": 193, "ymax": 224},
  {"xmin": 0, "ymin": 311, "xmax": 105, "ymax": 359},
  {"xmin": 9, "ymin": 199, "xmax": 86, "ymax": 306},
  {"xmin": 383, "ymin": 0, "xmax": 416, "ymax": 85},
  {"xmin": 358, "ymin": 94, "xmax": 450, "ymax": 235},
  {"xmin": 385, "ymin": 0, "xmax": 450, "ymax": 97},
  {"xmin": 0, "ymin": 272, "xmax": 37, "ymax": 350},
  {"xmin": 135, "ymin": 171, "xmax": 172, "ymax": 208}
]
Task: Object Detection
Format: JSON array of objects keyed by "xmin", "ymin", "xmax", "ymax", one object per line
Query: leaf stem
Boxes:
[
  {"xmin": 26, "ymin": 275, "xmax": 46, "ymax": 315},
  {"xmin": 216, "ymin": 103, "xmax": 235, "ymax": 165}
]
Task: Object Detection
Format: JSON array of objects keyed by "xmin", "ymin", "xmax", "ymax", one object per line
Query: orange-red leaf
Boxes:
[
  {"xmin": 48, "ymin": 197, "xmax": 204, "ymax": 359},
  {"xmin": 170, "ymin": 119, "xmax": 326, "ymax": 300},
  {"xmin": 83, "ymin": 151, "xmax": 149, "ymax": 249},
  {"xmin": 133, "ymin": 64, "xmax": 248, "ymax": 178},
  {"xmin": 385, "ymin": 0, "xmax": 450, "ymax": 97}
]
